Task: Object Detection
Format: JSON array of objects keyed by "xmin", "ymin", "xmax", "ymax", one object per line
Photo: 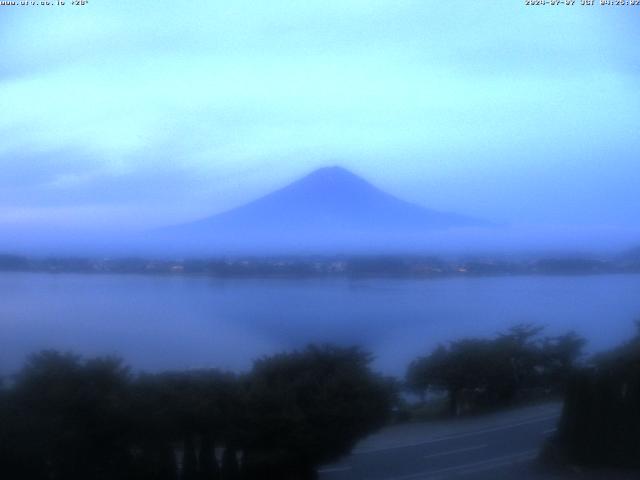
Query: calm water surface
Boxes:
[{"xmin": 2, "ymin": 272, "xmax": 640, "ymax": 376}]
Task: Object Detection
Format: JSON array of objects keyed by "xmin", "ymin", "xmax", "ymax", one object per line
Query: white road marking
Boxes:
[
  {"xmin": 317, "ymin": 466, "xmax": 352, "ymax": 473},
  {"xmin": 388, "ymin": 449, "xmax": 538, "ymax": 480},
  {"xmin": 354, "ymin": 413, "xmax": 559, "ymax": 455},
  {"xmin": 423, "ymin": 444, "xmax": 487, "ymax": 460},
  {"xmin": 449, "ymin": 449, "xmax": 538, "ymax": 477}
]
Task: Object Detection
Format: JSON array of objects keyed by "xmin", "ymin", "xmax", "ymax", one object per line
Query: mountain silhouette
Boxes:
[{"xmin": 158, "ymin": 166, "xmax": 487, "ymax": 251}]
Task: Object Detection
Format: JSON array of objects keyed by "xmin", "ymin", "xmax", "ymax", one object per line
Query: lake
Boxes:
[{"xmin": 2, "ymin": 272, "xmax": 640, "ymax": 376}]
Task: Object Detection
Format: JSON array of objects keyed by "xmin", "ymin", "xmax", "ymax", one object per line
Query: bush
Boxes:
[{"xmin": 0, "ymin": 345, "xmax": 394, "ymax": 480}]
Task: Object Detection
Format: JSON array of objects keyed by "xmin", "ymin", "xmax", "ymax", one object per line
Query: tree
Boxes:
[
  {"xmin": 220, "ymin": 446, "xmax": 240, "ymax": 480},
  {"xmin": 540, "ymin": 331, "xmax": 586, "ymax": 391},
  {"xmin": 129, "ymin": 369, "xmax": 238, "ymax": 480},
  {"xmin": 1, "ymin": 346, "xmax": 393, "ymax": 479},
  {"xmin": 406, "ymin": 325, "xmax": 585, "ymax": 415},
  {"xmin": 182, "ymin": 435, "xmax": 198, "ymax": 480},
  {"xmin": 197, "ymin": 434, "xmax": 220, "ymax": 480},
  {"xmin": 241, "ymin": 345, "xmax": 394, "ymax": 479},
  {"xmin": 553, "ymin": 322, "xmax": 640, "ymax": 468},
  {"xmin": 8, "ymin": 351, "xmax": 133, "ymax": 480}
]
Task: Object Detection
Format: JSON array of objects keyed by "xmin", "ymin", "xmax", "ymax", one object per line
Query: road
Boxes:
[{"xmin": 318, "ymin": 403, "xmax": 562, "ymax": 480}]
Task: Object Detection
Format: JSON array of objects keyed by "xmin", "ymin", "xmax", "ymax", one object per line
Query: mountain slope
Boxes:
[{"xmin": 158, "ymin": 166, "xmax": 487, "ymax": 251}]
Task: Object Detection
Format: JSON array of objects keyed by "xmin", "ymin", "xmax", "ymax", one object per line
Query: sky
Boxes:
[{"xmin": 1, "ymin": 0, "xmax": 639, "ymax": 251}]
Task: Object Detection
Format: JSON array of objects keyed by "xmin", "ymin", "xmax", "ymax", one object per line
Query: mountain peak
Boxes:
[
  {"xmin": 291, "ymin": 166, "xmax": 374, "ymax": 194},
  {"xmin": 307, "ymin": 165, "xmax": 355, "ymax": 177},
  {"xmin": 301, "ymin": 165, "xmax": 366, "ymax": 182}
]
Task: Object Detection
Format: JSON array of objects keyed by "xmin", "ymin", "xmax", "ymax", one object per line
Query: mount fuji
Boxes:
[{"xmin": 157, "ymin": 166, "xmax": 487, "ymax": 252}]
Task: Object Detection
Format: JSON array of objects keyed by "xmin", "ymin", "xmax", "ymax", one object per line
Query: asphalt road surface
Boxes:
[{"xmin": 318, "ymin": 403, "xmax": 563, "ymax": 480}]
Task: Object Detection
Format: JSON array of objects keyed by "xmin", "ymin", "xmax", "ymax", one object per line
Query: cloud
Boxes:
[{"xmin": 0, "ymin": 0, "xmax": 639, "ymax": 235}]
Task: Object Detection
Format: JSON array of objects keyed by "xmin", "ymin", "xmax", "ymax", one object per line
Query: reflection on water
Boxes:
[{"xmin": 1, "ymin": 272, "xmax": 640, "ymax": 375}]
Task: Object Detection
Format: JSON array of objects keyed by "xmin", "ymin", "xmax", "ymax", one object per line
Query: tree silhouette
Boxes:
[
  {"xmin": 7, "ymin": 351, "xmax": 132, "ymax": 480},
  {"xmin": 407, "ymin": 325, "xmax": 585, "ymax": 415},
  {"xmin": 182, "ymin": 435, "xmax": 198, "ymax": 480},
  {"xmin": 220, "ymin": 446, "xmax": 240, "ymax": 480},
  {"xmin": 554, "ymin": 322, "xmax": 640, "ymax": 468},
  {"xmin": 0, "ymin": 345, "xmax": 393, "ymax": 479},
  {"xmin": 201, "ymin": 434, "xmax": 220, "ymax": 479},
  {"xmin": 241, "ymin": 345, "xmax": 394, "ymax": 479}
]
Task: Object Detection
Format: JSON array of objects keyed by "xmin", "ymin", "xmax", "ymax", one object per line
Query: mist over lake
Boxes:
[{"xmin": 3, "ymin": 271, "xmax": 639, "ymax": 377}]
